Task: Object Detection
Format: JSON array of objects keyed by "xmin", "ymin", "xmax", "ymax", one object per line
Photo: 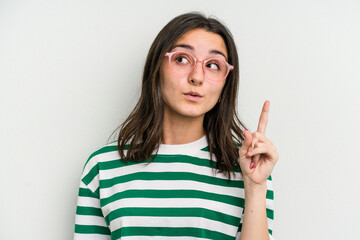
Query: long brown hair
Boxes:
[{"xmin": 112, "ymin": 12, "xmax": 247, "ymax": 179}]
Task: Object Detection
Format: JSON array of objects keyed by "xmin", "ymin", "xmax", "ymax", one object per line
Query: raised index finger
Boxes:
[{"xmin": 257, "ymin": 100, "xmax": 270, "ymax": 135}]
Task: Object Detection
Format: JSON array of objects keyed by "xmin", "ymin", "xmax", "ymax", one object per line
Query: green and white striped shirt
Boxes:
[{"xmin": 74, "ymin": 136, "xmax": 275, "ymax": 240}]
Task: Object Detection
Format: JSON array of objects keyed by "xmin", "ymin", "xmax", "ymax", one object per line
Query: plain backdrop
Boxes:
[{"xmin": 1, "ymin": 0, "xmax": 359, "ymax": 239}]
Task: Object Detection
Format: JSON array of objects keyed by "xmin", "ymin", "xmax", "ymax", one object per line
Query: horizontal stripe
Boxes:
[
  {"xmin": 91, "ymin": 149, "xmax": 239, "ymax": 174},
  {"xmin": 267, "ymin": 208, "xmax": 274, "ymax": 220},
  {"xmin": 87, "ymin": 141, "xmax": 244, "ymax": 173},
  {"xmin": 105, "ymin": 207, "xmax": 240, "ymax": 227},
  {"xmin": 121, "ymin": 237, "xmax": 210, "ymax": 240},
  {"xmin": 102, "ymin": 198, "xmax": 243, "ymax": 220},
  {"xmin": 75, "ymin": 215, "xmax": 108, "ymax": 227},
  {"xmin": 100, "ymin": 180, "xmax": 244, "ymax": 199},
  {"xmin": 112, "ymin": 226, "xmax": 234, "ymax": 240},
  {"xmin": 74, "ymin": 233, "xmax": 111, "ymax": 240},
  {"xmin": 100, "ymin": 189, "xmax": 244, "ymax": 208},
  {"xmin": 74, "ymin": 224, "xmax": 110, "ymax": 235},
  {"xmin": 109, "ymin": 216, "xmax": 238, "ymax": 236},
  {"xmin": 100, "ymin": 154, "xmax": 213, "ymax": 171},
  {"xmin": 76, "ymin": 196, "xmax": 101, "ymax": 208},
  {"xmin": 100, "ymin": 172, "xmax": 243, "ymax": 190},
  {"xmin": 267, "ymin": 188, "xmax": 274, "ymax": 199},
  {"xmin": 76, "ymin": 206, "xmax": 103, "ymax": 217},
  {"xmin": 99, "ymin": 160, "xmax": 242, "ymax": 181},
  {"xmin": 98, "ymin": 179, "xmax": 273, "ymax": 200}
]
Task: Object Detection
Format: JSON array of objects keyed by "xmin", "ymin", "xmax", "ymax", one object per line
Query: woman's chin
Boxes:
[{"xmin": 177, "ymin": 108, "xmax": 207, "ymax": 119}]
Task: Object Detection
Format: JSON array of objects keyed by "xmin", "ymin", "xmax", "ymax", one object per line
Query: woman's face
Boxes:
[{"xmin": 159, "ymin": 28, "xmax": 228, "ymax": 121}]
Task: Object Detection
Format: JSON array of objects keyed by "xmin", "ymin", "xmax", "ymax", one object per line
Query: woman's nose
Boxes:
[{"xmin": 188, "ymin": 61, "xmax": 204, "ymax": 85}]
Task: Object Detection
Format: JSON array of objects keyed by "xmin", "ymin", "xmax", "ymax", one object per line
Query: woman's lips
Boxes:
[{"xmin": 183, "ymin": 91, "xmax": 202, "ymax": 101}]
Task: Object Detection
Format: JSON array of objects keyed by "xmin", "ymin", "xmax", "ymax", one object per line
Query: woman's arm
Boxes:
[
  {"xmin": 238, "ymin": 101, "xmax": 279, "ymax": 240},
  {"xmin": 240, "ymin": 182, "xmax": 269, "ymax": 240}
]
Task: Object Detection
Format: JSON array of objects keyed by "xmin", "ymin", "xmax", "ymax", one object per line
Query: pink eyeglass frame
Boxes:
[{"xmin": 164, "ymin": 51, "xmax": 234, "ymax": 82}]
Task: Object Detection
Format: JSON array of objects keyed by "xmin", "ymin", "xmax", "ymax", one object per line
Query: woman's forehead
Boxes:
[{"xmin": 173, "ymin": 28, "xmax": 228, "ymax": 59}]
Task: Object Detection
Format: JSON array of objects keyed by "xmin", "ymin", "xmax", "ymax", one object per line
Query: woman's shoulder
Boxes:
[{"xmin": 84, "ymin": 140, "xmax": 120, "ymax": 167}]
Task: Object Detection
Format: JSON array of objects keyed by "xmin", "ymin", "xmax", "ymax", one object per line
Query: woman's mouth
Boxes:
[{"xmin": 183, "ymin": 91, "xmax": 202, "ymax": 101}]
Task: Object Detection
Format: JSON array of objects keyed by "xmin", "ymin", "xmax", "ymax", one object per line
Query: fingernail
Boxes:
[{"xmin": 250, "ymin": 162, "xmax": 255, "ymax": 169}]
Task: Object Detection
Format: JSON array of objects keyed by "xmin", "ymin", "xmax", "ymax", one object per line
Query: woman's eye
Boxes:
[
  {"xmin": 207, "ymin": 62, "xmax": 220, "ymax": 70},
  {"xmin": 175, "ymin": 56, "xmax": 190, "ymax": 64}
]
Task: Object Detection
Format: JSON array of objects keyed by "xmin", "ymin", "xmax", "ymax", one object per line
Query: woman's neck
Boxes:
[{"xmin": 162, "ymin": 110, "xmax": 205, "ymax": 145}]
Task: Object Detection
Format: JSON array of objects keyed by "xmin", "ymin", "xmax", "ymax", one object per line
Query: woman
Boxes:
[{"xmin": 74, "ymin": 12, "xmax": 278, "ymax": 240}]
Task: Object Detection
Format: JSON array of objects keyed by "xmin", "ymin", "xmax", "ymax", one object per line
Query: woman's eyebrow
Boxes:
[
  {"xmin": 172, "ymin": 44, "xmax": 227, "ymax": 60},
  {"xmin": 172, "ymin": 44, "xmax": 194, "ymax": 51},
  {"xmin": 210, "ymin": 50, "xmax": 227, "ymax": 60}
]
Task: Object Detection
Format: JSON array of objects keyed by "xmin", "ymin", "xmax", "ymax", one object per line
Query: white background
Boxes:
[{"xmin": 1, "ymin": 0, "xmax": 359, "ymax": 239}]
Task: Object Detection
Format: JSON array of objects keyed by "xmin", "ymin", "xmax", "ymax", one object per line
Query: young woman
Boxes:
[{"xmin": 74, "ymin": 12, "xmax": 278, "ymax": 240}]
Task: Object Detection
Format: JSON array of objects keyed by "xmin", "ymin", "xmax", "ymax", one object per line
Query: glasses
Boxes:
[{"xmin": 164, "ymin": 51, "xmax": 234, "ymax": 82}]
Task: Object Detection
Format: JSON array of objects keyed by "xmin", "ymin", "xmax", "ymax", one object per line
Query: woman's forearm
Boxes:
[{"xmin": 240, "ymin": 182, "xmax": 269, "ymax": 240}]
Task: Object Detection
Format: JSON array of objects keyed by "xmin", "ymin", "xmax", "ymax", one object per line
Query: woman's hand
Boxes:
[{"xmin": 238, "ymin": 100, "xmax": 279, "ymax": 186}]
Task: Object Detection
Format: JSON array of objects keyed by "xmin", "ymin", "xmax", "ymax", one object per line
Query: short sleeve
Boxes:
[{"xmin": 74, "ymin": 158, "xmax": 111, "ymax": 240}]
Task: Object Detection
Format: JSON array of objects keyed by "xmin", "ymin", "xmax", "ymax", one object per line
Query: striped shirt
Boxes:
[{"xmin": 74, "ymin": 135, "xmax": 275, "ymax": 240}]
